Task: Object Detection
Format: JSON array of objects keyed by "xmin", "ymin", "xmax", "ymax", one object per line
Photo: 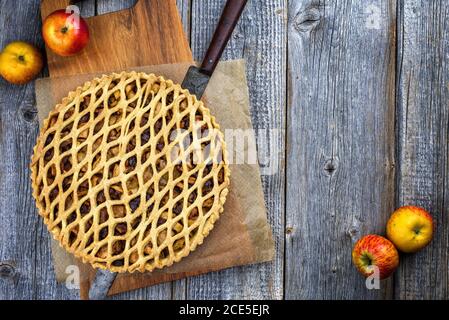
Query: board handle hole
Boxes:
[{"xmin": 68, "ymin": 0, "xmax": 138, "ymax": 18}]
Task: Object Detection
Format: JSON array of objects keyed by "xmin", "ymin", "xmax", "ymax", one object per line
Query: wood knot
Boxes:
[
  {"xmin": 323, "ymin": 157, "xmax": 338, "ymax": 176},
  {"xmin": 286, "ymin": 226, "xmax": 294, "ymax": 235},
  {"xmin": 293, "ymin": 7, "xmax": 321, "ymax": 33},
  {"xmin": 0, "ymin": 262, "xmax": 16, "ymax": 280},
  {"xmin": 347, "ymin": 227, "xmax": 360, "ymax": 240},
  {"xmin": 20, "ymin": 100, "xmax": 37, "ymax": 123}
]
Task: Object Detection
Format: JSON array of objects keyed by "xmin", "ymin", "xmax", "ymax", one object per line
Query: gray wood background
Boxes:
[{"xmin": 0, "ymin": 0, "xmax": 447, "ymax": 300}]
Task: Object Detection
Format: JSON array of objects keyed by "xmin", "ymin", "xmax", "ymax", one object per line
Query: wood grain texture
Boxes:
[
  {"xmin": 41, "ymin": 0, "xmax": 192, "ymax": 77},
  {"xmin": 94, "ymin": 0, "xmax": 170, "ymax": 300},
  {"xmin": 176, "ymin": 0, "xmax": 191, "ymax": 41},
  {"xmin": 395, "ymin": 0, "xmax": 449, "ymax": 300},
  {"xmin": 0, "ymin": 0, "xmax": 192, "ymax": 300},
  {"xmin": 0, "ymin": 0, "xmax": 77, "ymax": 300},
  {"xmin": 285, "ymin": 0, "xmax": 396, "ymax": 299},
  {"xmin": 96, "ymin": 0, "xmax": 192, "ymax": 300},
  {"xmin": 4, "ymin": 0, "xmax": 449, "ymax": 301},
  {"xmin": 186, "ymin": 0, "xmax": 287, "ymax": 299},
  {"xmin": 84, "ymin": 0, "xmax": 192, "ymax": 300},
  {"xmin": 73, "ymin": 0, "xmax": 96, "ymax": 17}
]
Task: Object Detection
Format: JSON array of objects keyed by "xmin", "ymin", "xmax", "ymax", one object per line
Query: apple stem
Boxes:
[
  {"xmin": 361, "ymin": 254, "xmax": 373, "ymax": 266},
  {"xmin": 61, "ymin": 26, "xmax": 68, "ymax": 34},
  {"xmin": 18, "ymin": 55, "xmax": 25, "ymax": 62}
]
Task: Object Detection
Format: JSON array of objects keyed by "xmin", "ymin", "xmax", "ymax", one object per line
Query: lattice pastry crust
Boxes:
[{"xmin": 30, "ymin": 71, "xmax": 230, "ymax": 273}]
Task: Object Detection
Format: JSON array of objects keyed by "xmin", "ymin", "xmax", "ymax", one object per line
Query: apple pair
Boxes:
[
  {"xmin": 0, "ymin": 10, "xmax": 88, "ymax": 85},
  {"xmin": 352, "ymin": 206, "xmax": 434, "ymax": 280}
]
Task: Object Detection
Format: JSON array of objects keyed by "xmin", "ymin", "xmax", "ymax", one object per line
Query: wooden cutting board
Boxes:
[
  {"xmin": 40, "ymin": 0, "xmax": 193, "ymax": 77},
  {"xmin": 39, "ymin": 0, "xmax": 193, "ymax": 297}
]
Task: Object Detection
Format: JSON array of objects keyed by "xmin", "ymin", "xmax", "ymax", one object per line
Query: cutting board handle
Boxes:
[
  {"xmin": 200, "ymin": 0, "xmax": 248, "ymax": 76},
  {"xmin": 41, "ymin": 0, "xmax": 143, "ymax": 18},
  {"xmin": 41, "ymin": 0, "xmax": 192, "ymax": 77}
]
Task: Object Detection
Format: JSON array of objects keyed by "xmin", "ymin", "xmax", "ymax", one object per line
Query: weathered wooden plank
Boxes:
[
  {"xmin": 74, "ymin": 0, "xmax": 96, "ymax": 17},
  {"xmin": 395, "ymin": 0, "xmax": 449, "ymax": 300},
  {"xmin": 285, "ymin": 0, "xmax": 396, "ymax": 299},
  {"xmin": 96, "ymin": 0, "xmax": 193, "ymax": 301},
  {"xmin": 37, "ymin": 0, "xmax": 95, "ymax": 300},
  {"xmin": 0, "ymin": 0, "xmax": 79, "ymax": 300},
  {"xmin": 187, "ymin": 0, "xmax": 286, "ymax": 299},
  {"xmin": 176, "ymin": 0, "xmax": 191, "ymax": 41},
  {"xmin": 95, "ymin": 0, "xmax": 136, "ymax": 13},
  {"xmin": 94, "ymin": 0, "xmax": 174, "ymax": 300}
]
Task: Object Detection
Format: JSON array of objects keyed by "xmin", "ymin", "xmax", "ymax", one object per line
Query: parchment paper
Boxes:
[{"xmin": 35, "ymin": 60, "xmax": 274, "ymax": 298}]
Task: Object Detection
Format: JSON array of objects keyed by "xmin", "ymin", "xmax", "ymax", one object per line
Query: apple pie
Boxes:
[{"xmin": 30, "ymin": 71, "xmax": 230, "ymax": 273}]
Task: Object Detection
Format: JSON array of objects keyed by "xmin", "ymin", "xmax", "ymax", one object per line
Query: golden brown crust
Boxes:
[{"xmin": 30, "ymin": 71, "xmax": 230, "ymax": 273}]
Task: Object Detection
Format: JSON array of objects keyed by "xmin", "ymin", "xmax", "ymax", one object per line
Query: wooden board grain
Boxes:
[
  {"xmin": 186, "ymin": 0, "xmax": 287, "ymax": 300},
  {"xmin": 96, "ymin": 0, "xmax": 177, "ymax": 300},
  {"xmin": 285, "ymin": 0, "xmax": 396, "ymax": 299},
  {"xmin": 40, "ymin": 0, "xmax": 193, "ymax": 77},
  {"xmin": 96, "ymin": 0, "xmax": 191, "ymax": 301},
  {"xmin": 42, "ymin": 0, "xmax": 193, "ymax": 299},
  {"xmin": 395, "ymin": 0, "xmax": 449, "ymax": 300}
]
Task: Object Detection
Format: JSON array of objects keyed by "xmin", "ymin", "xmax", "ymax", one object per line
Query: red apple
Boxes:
[
  {"xmin": 352, "ymin": 235, "xmax": 399, "ymax": 280},
  {"xmin": 42, "ymin": 9, "xmax": 89, "ymax": 56}
]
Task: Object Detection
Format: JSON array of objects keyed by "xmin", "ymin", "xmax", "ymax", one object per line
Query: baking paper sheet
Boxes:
[{"xmin": 35, "ymin": 59, "xmax": 274, "ymax": 298}]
